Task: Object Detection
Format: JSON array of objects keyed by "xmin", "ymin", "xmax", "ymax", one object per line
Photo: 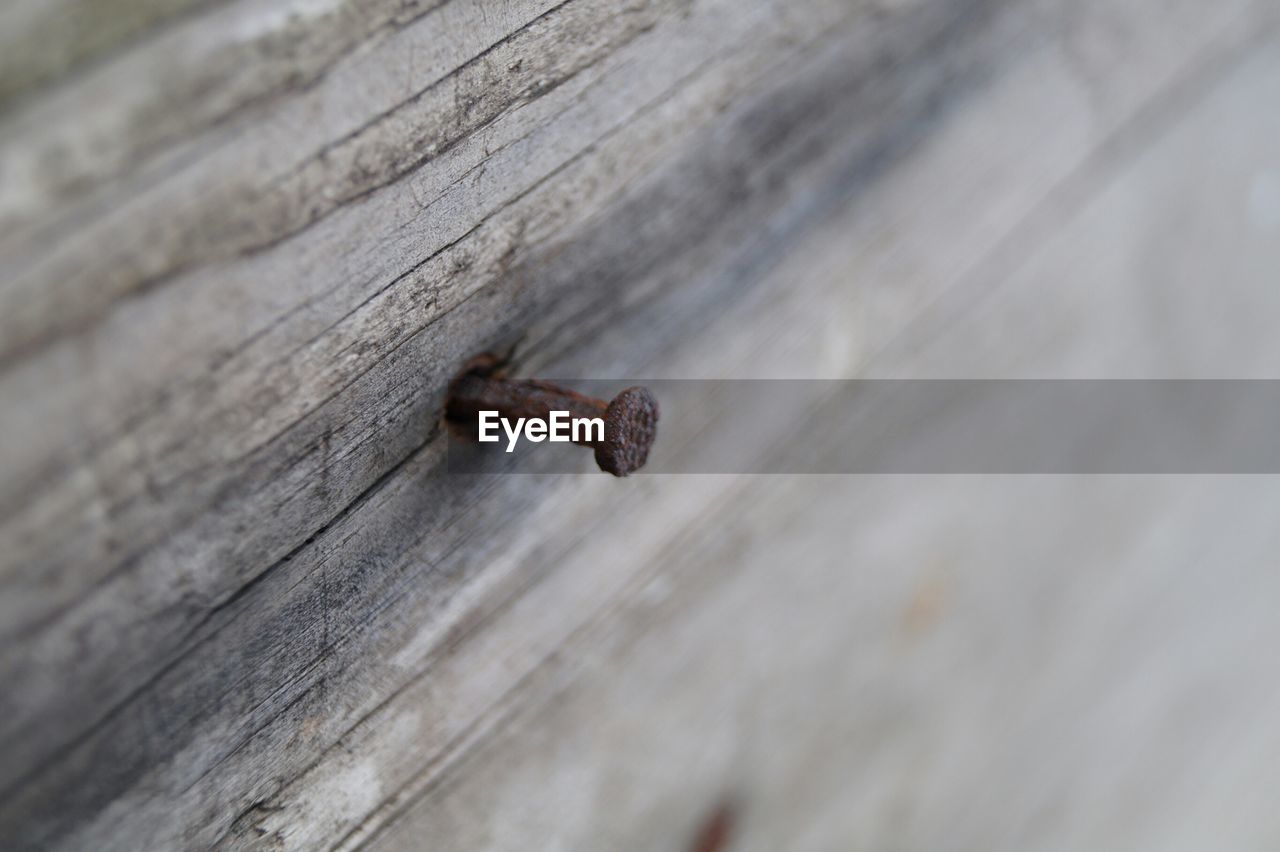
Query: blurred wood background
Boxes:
[{"xmin": 1, "ymin": 0, "xmax": 1278, "ymax": 848}]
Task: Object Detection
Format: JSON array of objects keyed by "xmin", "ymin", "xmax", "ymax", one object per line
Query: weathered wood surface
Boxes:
[{"xmin": 1, "ymin": 0, "xmax": 1278, "ymax": 848}]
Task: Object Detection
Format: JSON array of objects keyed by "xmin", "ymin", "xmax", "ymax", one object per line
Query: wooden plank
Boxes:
[{"xmin": 0, "ymin": 0, "xmax": 1276, "ymax": 848}]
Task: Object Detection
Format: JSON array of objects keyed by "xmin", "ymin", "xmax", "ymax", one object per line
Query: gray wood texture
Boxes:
[{"xmin": 1, "ymin": 0, "xmax": 1277, "ymax": 848}]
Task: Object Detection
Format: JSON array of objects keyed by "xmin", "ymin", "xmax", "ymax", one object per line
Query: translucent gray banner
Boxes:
[{"xmin": 445, "ymin": 380, "xmax": 1280, "ymax": 474}]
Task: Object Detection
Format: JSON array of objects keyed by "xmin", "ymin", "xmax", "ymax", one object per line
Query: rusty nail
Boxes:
[
  {"xmin": 444, "ymin": 354, "xmax": 659, "ymax": 476},
  {"xmin": 688, "ymin": 800, "xmax": 736, "ymax": 852}
]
